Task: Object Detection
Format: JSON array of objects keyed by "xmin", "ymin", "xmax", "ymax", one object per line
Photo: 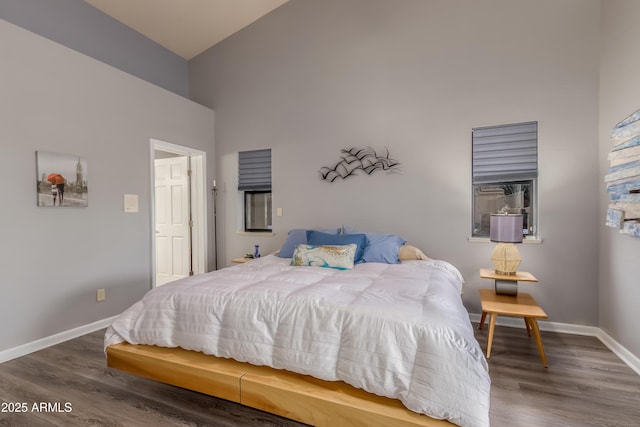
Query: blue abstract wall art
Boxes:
[{"xmin": 605, "ymin": 108, "xmax": 640, "ymax": 237}]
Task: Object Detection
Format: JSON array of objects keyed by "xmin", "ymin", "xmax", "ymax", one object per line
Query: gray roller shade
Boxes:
[
  {"xmin": 472, "ymin": 121, "xmax": 538, "ymax": 184},
  {"xmin": 238, "ymin": 149, "xmax": 271, "ymax": 191}
]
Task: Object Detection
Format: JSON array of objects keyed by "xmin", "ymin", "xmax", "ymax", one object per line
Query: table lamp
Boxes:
[{"xmin": 490, "ymin": 213, "xmax": 523, "ymax": 275}]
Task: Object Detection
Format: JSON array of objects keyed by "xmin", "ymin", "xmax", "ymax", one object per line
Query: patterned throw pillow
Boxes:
[
  {"xmin": 305, "ymin": 230, "xmax": 368, "ymax": 264},
  {"xmin": 290, "ymin": 244, "xmax": 357, "ymax": 270}
]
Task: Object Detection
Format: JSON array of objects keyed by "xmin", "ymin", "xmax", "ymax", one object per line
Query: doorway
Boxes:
[{"xmin": 151, "ymin": 139, "xmax": 207, "ymax": 287}]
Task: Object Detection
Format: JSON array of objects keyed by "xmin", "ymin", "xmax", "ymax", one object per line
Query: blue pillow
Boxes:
[
  {"xmin": 306, "ymin": 230, "xmax": 368, "ymax": 264},
  {"xmin": 277, "ymin": 228, "xmax": 340, "ymax": 258},
  {"xmin": 362, "ymin": 233, "xmax": 407, "ymax": 264}
]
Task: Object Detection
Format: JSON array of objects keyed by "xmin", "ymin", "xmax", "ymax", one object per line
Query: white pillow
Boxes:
[{"xmin": 399, "ymin": 244, "xmax": 430, "ymax": 260}]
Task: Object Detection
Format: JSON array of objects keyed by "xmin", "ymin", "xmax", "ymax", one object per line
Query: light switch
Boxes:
[
  {"xmin": 124, "ymin": 194, "xmax": 139, "ymax": 213},
  {"xmin": 277, "ymin": 207, "xmax": 283, "ymax": 217}
]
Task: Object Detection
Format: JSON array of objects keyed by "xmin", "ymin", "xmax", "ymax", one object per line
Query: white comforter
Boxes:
[{"xmin": 105, "ymin": 255, "xmax": 490, "ymax": 427}]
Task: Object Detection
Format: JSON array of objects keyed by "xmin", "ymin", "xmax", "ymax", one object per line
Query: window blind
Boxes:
[
  {"xmin": 238, "ymin": 149, "xmax": 271, "ymax": 191},
  {"xmin": 472, "ymin": 121, "xmax": 538, "ymax": 184}
]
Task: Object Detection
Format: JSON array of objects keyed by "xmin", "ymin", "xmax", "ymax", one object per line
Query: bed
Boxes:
[{"xmin": 104, "ymin": 231, "xmax": 490, "ymax": 427}]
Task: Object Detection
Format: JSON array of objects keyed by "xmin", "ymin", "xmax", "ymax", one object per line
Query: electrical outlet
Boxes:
[{"xmin": 96, "ymin": 288, "xmax": 106, "ymax": 302}]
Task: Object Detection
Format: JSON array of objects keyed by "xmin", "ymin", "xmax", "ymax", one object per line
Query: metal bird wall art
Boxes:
[{"xmin": 320, "ymin": 147, "xmax": 400, "ymax": 182}]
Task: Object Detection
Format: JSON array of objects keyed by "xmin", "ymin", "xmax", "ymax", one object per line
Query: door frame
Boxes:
[{"xmin": 150, "ymin": 139, "xmax": 207, "ymax": 288}]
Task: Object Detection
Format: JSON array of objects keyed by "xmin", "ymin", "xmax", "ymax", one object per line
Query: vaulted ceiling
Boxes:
[{"xmin": 84, "ymin": 0, "xmax": 289, "ymax": 60}]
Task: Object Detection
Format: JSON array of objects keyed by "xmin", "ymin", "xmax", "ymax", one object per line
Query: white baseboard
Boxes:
[
  {"xmin": 596, "ymin": 329, "xmax": 640, "ymax": 376},
  {"xmin": 0, "ymin": 316, "xmax": 117, "ymax": 364},
  {"xmin": 469, "ymin": 313, "xmax": 640, "ymax": 375}
]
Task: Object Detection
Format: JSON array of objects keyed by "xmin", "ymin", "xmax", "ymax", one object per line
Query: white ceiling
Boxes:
[{"xmin": 84, "ymin": 0, "xmax": 289, "ymax": 60}]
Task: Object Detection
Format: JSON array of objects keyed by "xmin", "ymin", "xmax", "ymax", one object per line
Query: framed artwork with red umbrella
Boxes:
[{"xmin": 36, "ymin": 151, "xmax": 88, "ymax": 207}]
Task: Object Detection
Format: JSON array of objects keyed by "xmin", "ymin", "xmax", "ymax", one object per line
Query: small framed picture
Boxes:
[{"xmin": 36, "ymin": 151, "xmax": 88, "ymax": 207}]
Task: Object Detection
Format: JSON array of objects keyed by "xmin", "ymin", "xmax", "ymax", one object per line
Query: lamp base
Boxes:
[
  {"xmin": 491, "ymin": 242, "xmax": 521, "ymax": 276},
  {"xmin": 494, "ymin": 270, "xmax": 517, "ymax": 276}
]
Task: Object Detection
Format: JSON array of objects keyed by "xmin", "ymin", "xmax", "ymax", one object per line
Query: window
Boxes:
[
  {"xmin": 472, "ymin": 122, "xmax": 538, "ymax": 238},
  {"xmin": 238, "ymin": 149, "xmax": 272, "ymax": 232},
  {"xmin": 244, "ymin": 191, "xmax": 272, "ymax": 231}
]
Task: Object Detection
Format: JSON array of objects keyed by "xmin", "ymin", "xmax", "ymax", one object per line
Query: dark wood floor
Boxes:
[
  {"xmin": 475, "ymin": 323, "xmax": 640, "ymax": 427},
  {"xmin": 0, "ymin": 325, "xmax": 638, "ymax": 427}
]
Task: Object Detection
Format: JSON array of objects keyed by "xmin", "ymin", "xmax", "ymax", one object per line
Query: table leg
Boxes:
[
  {"xmin": 524, "ymin": 317, "xmax": 531, "ymax": 336},
  {"xmin": 528, "ymin": 317, "xmax": 548, "ymax": 367},
  {"xmin": 478, "ymin": 311, "xmax": 487, "ymax": 330},
  {"xmin": 487, "ymin": 313, "xmax": 497, "ymax": 359}
]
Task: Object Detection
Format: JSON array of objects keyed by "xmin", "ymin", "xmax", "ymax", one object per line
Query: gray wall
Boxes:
[
  {"xmin": 0, "ymin": 18, "xmax": 214, "ymax": 352},
  {"xmin": 0, "ymin": 0, "xmax": 188, "ymax": 96},
  {"xmin": 599, "ymin": 1, "xmax": 640, "ymax": 358},
  {"xmin": 190, "ymin": 0, "xmax": 601, "ymax": 326}
]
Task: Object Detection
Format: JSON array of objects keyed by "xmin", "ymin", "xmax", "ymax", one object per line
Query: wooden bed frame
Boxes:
[{"xmin": 106, "ymin": 342, "xmax": 453, "ymax": 427}]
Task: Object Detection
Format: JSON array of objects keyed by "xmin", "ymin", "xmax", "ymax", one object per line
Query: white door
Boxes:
[{"xmin": 155, "ymin": 156, "xmax": 191, "ymax": 285}]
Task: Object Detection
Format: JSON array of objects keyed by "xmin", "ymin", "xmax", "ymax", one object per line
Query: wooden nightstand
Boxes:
[
  {"xmin": 478, "ymin": 288, "xmax": 548, "ymax": 367},
  {"xmin": 479, "ymin": 268, "xmax": 537, "ymax": 296},
  {"xmin": 231, "ymin": 257, "xmax": 252, "ymax": 264}
]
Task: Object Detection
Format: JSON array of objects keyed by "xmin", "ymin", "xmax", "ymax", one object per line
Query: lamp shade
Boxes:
[{"xmin": 490, "ymin": 214, "xmax": 523, "ymax": 243}]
